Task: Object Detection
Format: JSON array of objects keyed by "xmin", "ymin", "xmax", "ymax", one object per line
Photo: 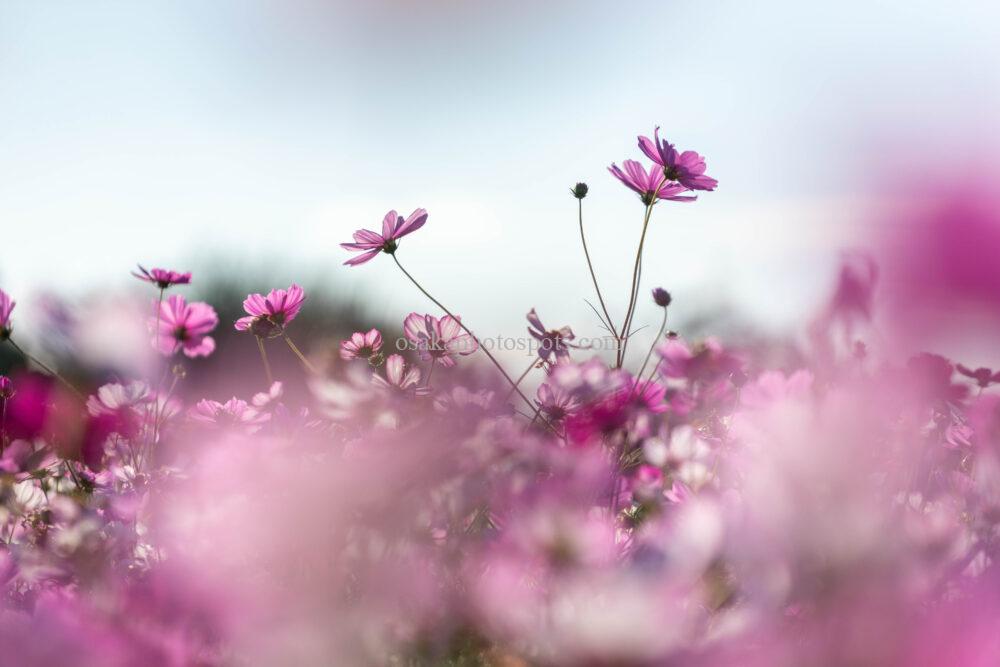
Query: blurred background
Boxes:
[{"xmin": 2, "ymin": 0, "xmax": 1000, "ymax": 378}]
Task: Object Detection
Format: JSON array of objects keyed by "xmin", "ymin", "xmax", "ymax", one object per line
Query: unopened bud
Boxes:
[{"xmin": 652, "ymin": 288, "xmax": 672, "ymax": 307}]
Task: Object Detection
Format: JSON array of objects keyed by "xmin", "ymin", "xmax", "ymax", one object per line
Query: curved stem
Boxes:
[
  {"xmin": 391, "ymin": 254, "xmax": 537, "ymax": 414},
  {"xmin": 256, "ymin": 336, "xmax": 275, "ymax": 385},
  {"xmin": 6, "ymin": 338, "xmax": 83, "ymax": 399},
  {"xmin": 578, "ymin": 199, "xmax": 615, "ymax": 332},
  {"xmin": 505, "ymin": 357, "xmax": 539, "ymax": 402},
  {"xmin": 617, "ymin": 202, "xmax": 655, "ymax": 367},
  {"xmin": 282, "ymin": 334, "xmax": 318, "ymax": 375}
]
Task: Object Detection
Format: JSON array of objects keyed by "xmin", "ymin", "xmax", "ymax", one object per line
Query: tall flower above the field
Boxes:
[
  {"xmin": 608, "ymin": 160, "xmax": 697, "ymax": 205},
  {"xmin": 341, "ymin": 208, "xmax": 428, "ymax": 266},
  {"xmin": 0, "ymin": 288, "xmax": 14, "ymax": 340},
  {"xmin": 403, "ymin": 313, "xmax": 477, "ymax": 367},
  {"xmin": 235, "ymin": 285, "xmax": 306, "ymax": 337},
  {"xmin": 132, "ymin": 265, "xmax": 192, "ymax": 289},
  {"xmin": 637, "ymin": 127, "xmax": 718, "ymax": 191},
  {"xmin": 340, "ymin": 328, "xmax": 383, "ymax": 362},
  {"xmin": 153, "ymin": 295, "xmax": 218, "ymax": 357}
]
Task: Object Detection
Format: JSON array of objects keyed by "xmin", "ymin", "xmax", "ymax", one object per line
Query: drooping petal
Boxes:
[
  {"xmin": 525, "ymin": 308, "xmax": 545, "ymax": 334},
  {"xmin": 445, "ymin": 333, "xmax": 478, "ymax": 356},
  {"xmin": 234, "ymin": 316, "xmax": 256, "ymax": 331},
  {"xmin": 183, "ymin": 336, "xmax": 216, "ymax": 358},
  {"xmin": 354, "ymin": 228, "xmax": 385, "ymax": 246},
  {"xmin": 343, "ymin": 249, "xmax": 381, "ymax": 266}
]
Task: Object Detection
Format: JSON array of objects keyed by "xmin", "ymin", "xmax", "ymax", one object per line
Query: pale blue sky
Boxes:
[{"xmin": 2, "ymin": 0, "xmax": 998, "ymax": 356}]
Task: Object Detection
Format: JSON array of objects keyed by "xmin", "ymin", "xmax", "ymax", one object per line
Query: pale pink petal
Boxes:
[
  {"xmin": 343, "ymin": 249, "xmax": 381, "ymax": 266},
  {"xmin": 183, "ymin": 336, "xmax": 216, "ymax": 358}
]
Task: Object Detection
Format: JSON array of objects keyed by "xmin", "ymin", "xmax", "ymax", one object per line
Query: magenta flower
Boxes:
[
  {"xmin": 132, "ymin": 265, "xmax": 192, "ymax": 289},
  {"xmin": 608, "ymin": 160, "xmax": 697, "ymax": 205},
  {"xmin": 372, "ymin": 354, "xmax": 430, "ymax": 395},
  {"xmin": 403, "ymin": 313, "xmax": 478, "ymax": 367},
  {"xmin": 341, "ymin": 208, "xmax": 428, "ymax": 266},
  {"xmin": 0, "ymin": 288, "xmax": 14, "ymax": 340},
  {"xmin": 234, "ymin": 284, "xmax": 305, "ymax": 337},
  {"xmin": 153, "ymin": 295, "xmax": 218, "ymax": 357},
  {"xmin": 637, "ymin": 126, "xmax": 718, "ymax": 191},
  {"xmin": 340, "ymin": 328, "xmax": 383, "ymax": 361},
  {"xmin": 527, "ymin": 309, "xmax": 576, "ymax": 362}
]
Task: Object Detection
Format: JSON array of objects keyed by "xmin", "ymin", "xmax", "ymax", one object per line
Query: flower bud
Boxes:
[
  {"xmin": 0, "ymin": 375, "xmax": 14, "ymax": 399},
  {"xmin": 652, "ymin": 288, "xmax": 672, "ymax": 307},
  {"xmin": 571, "ymin": 183, "xmax": 589, "ymax": 199}
]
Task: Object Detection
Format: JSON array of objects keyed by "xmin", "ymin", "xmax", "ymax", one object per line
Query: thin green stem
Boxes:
[
  {"xmin": 504, "ymin": 357, "xmax": 539, "ymax": 402},
  {"xmin": 6, "ymin": 339, "xmax": 83, "ymax": 399},
  {"xmin": 391, "ymin": 254, "xmax": 538, "ymax": 415},
  {"xmin": 256, "ymin": 336, "xmax": 275, "ymax": 385},
  {"xmin": 147, "ymin": 372, "xmax": 181, "ymax": 467},
  {"xmin": 617, "ymin": 202, "xmax": 655, "ymax": 368},
  {"xmin": 578, "ymin": 199, "xmax": 615, "ymax": 332},
  {"xmin": 282, "ymin": 333, "xmax": 318, "ymax": 374}
]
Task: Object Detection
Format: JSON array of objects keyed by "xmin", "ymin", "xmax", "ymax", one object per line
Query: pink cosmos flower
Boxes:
[
  {"xmin": 0, "ymin": 288, "xmax": 14, "ymax": 339},
  {"xmin": 234, "ymin": 284, "xmax": 305, "ymax": 337},
  {"xmin": 608, "ymin": 160, "xmax": 698, "ymax": 205},
  {"xmin": 340, "ymin": 328, "xmax": 383, "ymax": 361},
  {"xmin": 637, "ymin": 127, "xmax": 718, "ymax": 191},
  {"xmin": 403, "ymin": 313, "xmax": 477, "ymax": 367},
  {"xmin": 372, "ymin": 354, "xmax": 430, "ymax": 395},
  {"xmin": 341, "ymin": 208, "xmax": 428, "ymax": 266},
  {"xmin": 190, "ymin": 398, "xmax": 268, "ymax": 431},
  {"xmin": 535, "ymin": 381, "xmax": 581, "ymax": 421},
  {"xmin": 132, "ymin": 265, "xmax": 192, "ymax": 289},
  {"xmin": 527, "ymin": 309, "xmax": 576, "ymax": 362},
  {"xmin": 152, "ymin": 295, "xmax": 218, "ymax": 358},
  {"xmin": 86, "ymin": 381, "xmax": 151, "ymax": 417}
]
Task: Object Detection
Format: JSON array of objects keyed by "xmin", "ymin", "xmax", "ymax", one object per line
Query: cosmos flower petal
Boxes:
[{"xmin": 343, "ymin": 249, "xmax": 381, "ymax": 266}]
